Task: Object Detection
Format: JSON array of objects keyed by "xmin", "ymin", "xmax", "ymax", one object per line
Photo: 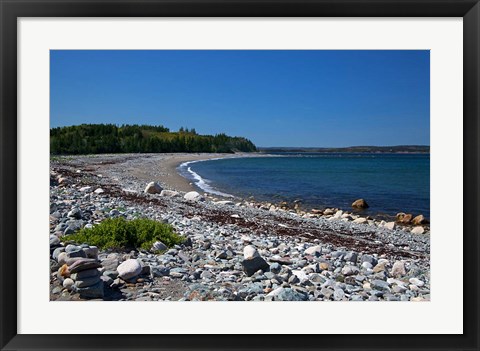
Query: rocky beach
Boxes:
[{"xmin": 50, "ymin": 153, "xmax": 430, "ymax": 302}]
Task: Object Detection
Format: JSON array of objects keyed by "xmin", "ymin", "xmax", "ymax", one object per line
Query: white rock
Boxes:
[
  {"xmin": 160, "ymin": 189, "xmax": 179, "ymax": 197},
  {"xmin": 57, "ymin": 252, "xmax": 68, "ymax": 266},
  {"xmin": 391, "ymin": 261, "xmax": 406, "ymax": 277},
  {"xmin": 117, "ymin": 259, "xmax": 142, "ymax": 280},
  {"xmin": 63, "ymin": 278, "xmax": 75, "ymax": 291},
  {"xmin": 79, "ymin": 186, "xmax": 92, "ymax": 192},
  {"xmin": 353, "ymin": 217, "xmax": 367, "ymax": 224},
  {"xmin": 243, "ymin": 245, "xmax": 260, "ymax": 260},
  {"xmin": 94, "ymin": 188, "xmax": 104, "ymax": 194},
  {"xmin": 292, "ymin": 270, "xmax": 309, "ymax": 283},
  {"xmin": 341, "ymin": 265, "xmax": 359, "ymax": 276},
  {"xmin": 144, "ymin": 182, "xmax": 162, "ymax": 194},
  {"xmin": 411, "ymin": 226, "xmax": 425, "ymax": 234},
  {"xmin": 384, "ymin": 222, "xmax": 396, "ymax": 230},
  {"xmin": 241, "ymin": 235, "xmax": 252, "ymax": 243},
  {"xmin": 409, "ymin": 277, "xmax": 425, "ymax": 287},
  {"xmin": 323, "ymin": 208, "xmax": 334, "ymax": 215},
  {"xmin": 333, "ymin": 210, "xmax": 343, "ymax": 219},
  {"xmin": 304, "ymin": 245, "xmax": 322, "ymax": 256},
  {"xmin": 184, "ymin": 191, "xmax": 204, "ymax": 201}
]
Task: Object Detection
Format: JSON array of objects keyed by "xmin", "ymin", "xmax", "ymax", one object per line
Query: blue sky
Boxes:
[{"xmin": 50, "ymin": 50, "xmax": 429, "ymax": 147}]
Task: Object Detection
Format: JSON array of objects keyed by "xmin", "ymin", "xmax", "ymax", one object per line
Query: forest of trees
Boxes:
[{"xmin": 50, "ymin": 124, "xmax": 257, "ymax": 155}]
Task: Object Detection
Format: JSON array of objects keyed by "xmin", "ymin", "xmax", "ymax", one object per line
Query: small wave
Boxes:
[{"xmin": 178, "ymin": 160, "xmax": 234, "ymax": 198}]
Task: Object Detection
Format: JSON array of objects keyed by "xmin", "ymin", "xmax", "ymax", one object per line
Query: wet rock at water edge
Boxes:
[{"xmin": 352, "ymin": 199, "xmax": 369, "ymax": 209}]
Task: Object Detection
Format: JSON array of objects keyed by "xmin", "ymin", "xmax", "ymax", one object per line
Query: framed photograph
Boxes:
[{"xmin": 1, "ymin": 0, "xmax": 479, "ymax": 350}]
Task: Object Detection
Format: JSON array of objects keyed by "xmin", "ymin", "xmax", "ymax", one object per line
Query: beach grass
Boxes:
[{"xmin": 65, "ymin": 217, "xmax": 184, "ymax": 251}]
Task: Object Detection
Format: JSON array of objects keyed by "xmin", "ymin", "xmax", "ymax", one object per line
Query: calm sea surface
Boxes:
[{"xmin": 178, "ymin": 153, "xmax": 430, "ymax": 218}]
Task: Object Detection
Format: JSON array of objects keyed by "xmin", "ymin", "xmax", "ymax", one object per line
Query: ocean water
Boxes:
[{"xmin": 178, "ymin": 153, "xmax": 430, "ymax": 218}]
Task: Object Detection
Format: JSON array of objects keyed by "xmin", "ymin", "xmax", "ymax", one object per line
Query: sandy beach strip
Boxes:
[{"xmin": 81, "ymin": 152, "xmax": 265, "ymax": 194}]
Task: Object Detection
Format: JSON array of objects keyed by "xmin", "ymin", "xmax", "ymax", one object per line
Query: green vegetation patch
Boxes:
[
  {"xmin": 50, "ymin": 123, "xmax": 257, "ymax": 154},
  {"xmin": 66, "ymin": 217, "xmax": 184, "ymax": 251}
]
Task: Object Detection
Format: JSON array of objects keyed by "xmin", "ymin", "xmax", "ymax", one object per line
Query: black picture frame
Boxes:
[{"xmin": 1, "ymin": 1, "xmax": 479, "ymax": 350}]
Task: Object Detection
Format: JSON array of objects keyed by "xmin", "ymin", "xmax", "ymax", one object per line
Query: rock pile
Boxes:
[{"xmin": 52, "ymin": 243, "xmax": 104, "ymax": 299}]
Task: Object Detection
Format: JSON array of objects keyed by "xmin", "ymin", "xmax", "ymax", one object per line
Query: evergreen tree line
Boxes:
[{"xmin": 50, "ymin": 124, "xmax": 257, "ymax": 155}]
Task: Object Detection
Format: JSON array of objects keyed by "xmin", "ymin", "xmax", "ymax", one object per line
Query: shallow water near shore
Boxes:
[{"xmin": 179, "ymin": 153, "xmax": 430, "ymax": 218}]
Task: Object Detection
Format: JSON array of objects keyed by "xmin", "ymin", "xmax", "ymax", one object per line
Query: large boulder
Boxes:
[
  {"xmin": 184, "ymin": 191, "xmax": 204, "ymax": 201},
  {"xmin": 117, "ymin": 259, "xmax": 142, "ymax": 280},
  {"xmin": 242, "ymin": 256, "xmax": 269, "ymax": 277},
  {"xmin": 144, "ymin": 182, "xmax": 162, "ymax": 194},
  {"xmin": 401, "ymin": 214, "xmax": 413, "ymax": 224},
  {"xmin": 412, "ymin": 214, "xmax": 427, "ymax": 225},
  {"xmin": 352, "ymin": 199, "xmax": 369, "ymax": 209}
]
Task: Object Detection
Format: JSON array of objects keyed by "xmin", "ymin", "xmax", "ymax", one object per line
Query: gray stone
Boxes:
[
  {"xmin": 68, "ymin": 249, "xmax": 87, "ymax": 258},
  {"xmin": 82, "ymin": 246, "xmax": 99, "ymax": 259},
  {"xmin": 69, "ymin": 258, "xmax": 101, "ymax": 273},
  {"xmin": 371, "ymin": 279, "xmax": 390, "ymax": 290},
  {"xmin": 151, "ymin": 266, "xmax": 170, "ymax": 277},
  {"xmin": 266, "ymin": 287, "xmax": 307, "ymax": 301},
  {"xmin": 75, "ymin": 275, "xmax": 102, "ymax": 288},
  {"xmin": 49, "ymin": 235, "xmax": 60, "ymax": 247},
  {"xmin": 151, "ymin": 241, "xmax": 168, "ymax": 252},
  {"xmin": 77, "ymin": 280, "xmax": 104, "ymax": 299},
  {"xmin": 242, "ymin": 256, "xmax": 270, "ymax": 277},
  {"xmin": 333, "ymin": 288, "xmax": 345, "ymax": 301},
  {"xmin": 344, "ymin": 252, "xmax": 358, "ymax": 263},
  {"xmin": 144, "ymin": 181, "xmax": 162, "ymax": 194},
  {"xmin": 71, "ymin": 268, "xmax": 101, "ymax": 281},
  {"xmin": 65, "ymin": 244, "xmax": 81, "ymax": 253},
  {"xmin": 67, "ymin": 208, "xmax": 82, "ymax": 219},
  {"xmin": 103, "ymin": 270, "xmax": 119, "ymax": 279},
  {"xmin": 361, "ymin": 254, "xmax": 378, "ymax": 266},
  {"xmin": 269, "ymin": 262, "xmax": 282, "ymax": 274},
  {"xmin": 52, "ymin": 247, "xmax": 65, "ymax": 261}
]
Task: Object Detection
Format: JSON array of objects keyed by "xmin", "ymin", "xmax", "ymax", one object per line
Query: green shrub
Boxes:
[{"xmin": 66, "ymin": 217, "xmax": 184, "ymax": 251}]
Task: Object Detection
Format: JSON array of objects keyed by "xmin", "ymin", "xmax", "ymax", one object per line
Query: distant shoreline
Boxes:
[{"xmin": 257, "ymin": 145, "xmax": 430, "ymax": 154}]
